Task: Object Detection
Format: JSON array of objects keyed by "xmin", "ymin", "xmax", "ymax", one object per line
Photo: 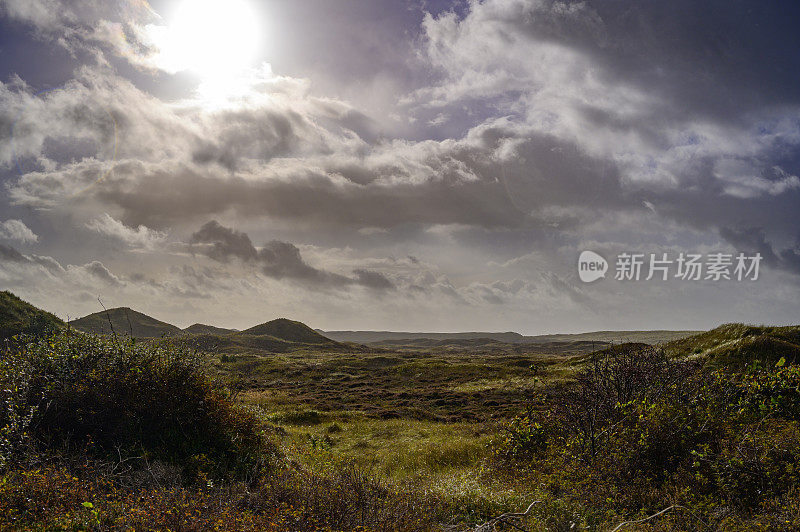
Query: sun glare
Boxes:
[{"xmin": 151, "ymin": 0, "xmax": 260, "ymax": 80}]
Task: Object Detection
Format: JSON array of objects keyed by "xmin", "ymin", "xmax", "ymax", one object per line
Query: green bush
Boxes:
[
  {"xmin": 503, "ymin": 345, "xmax": 700, "ymax": 463},
  {"xmin": 711, "ymin": 420, "xmax": 800, "ymax": 512},
  {"xmin": 493, "ymin": 344, "xmax": 800, "ymax": 528},
  {"xmin": 732, "ymin": 361, "xmax": 800, "ymax": 419},
  {"xmin": 0, "ymin": 332, "xmax": 270, "ymax": 480}
]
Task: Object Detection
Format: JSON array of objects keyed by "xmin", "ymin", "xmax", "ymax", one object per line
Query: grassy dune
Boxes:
[{"xmin": 0, "ymin": 291, "xmax": 63, "ymax": 340}]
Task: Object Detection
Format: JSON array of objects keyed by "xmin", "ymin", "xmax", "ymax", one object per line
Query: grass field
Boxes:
[
  {"xmin": 218, "ymin": 344, "xmax": 587, "ymax": 423},
  {"xmin": 3, "ymin": 296, "xmax": 799, "ymax": 530},
  {"xmin": 221, "ymin": 341, "xmax": 612, "ymax": 521}
]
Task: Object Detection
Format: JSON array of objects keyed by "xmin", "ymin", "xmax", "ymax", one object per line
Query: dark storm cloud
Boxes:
[
  {"xmin": 720, "ymin": 226, "xmax": 800, "ymax": 275},
  {"xmin": 5, "ymin": 0, "xmax": 800, "ymax": 246},
  {"xmin": 2, "ymin": 0, "xmax": 800, "ymax": 330},
  {"xmin": 10, "ymin": 116, "xmax": 636, "ymax": 235},
  {"xmin": 190, "ymin": 221, "xmax": 258, "ymax": 263},
  {"xmin": 191, "ymin": 106, "xmax": 333, "ymax": 171},
  {"xmin": 259, "ymin": 239, "xmax": 349, "ymax": 285},
  {"xmin": 190, "ymin": 221, "xmax": 395, "ymax": 290},
  {"xmin": 564, "ymin": 1, "xmax": 800, "ymax": 121},
  {"xmin": 419, "ymin": 0, "xmax": 800, "ymax": 246},
  {"xmin": 423, "ymin": 0, "xmax": 800, "ymax": 120},
  {"xmin": 352, "ymin": 269, "xmax": 394, "ymax": 291},
  {"xmin": 719, "ymin": 227, "xmax": 780, "ymax": 267}
]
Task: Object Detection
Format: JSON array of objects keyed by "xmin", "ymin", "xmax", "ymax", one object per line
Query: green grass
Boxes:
[
  {"xmin": 0, "ymin": 291, "xmax": 63, "ymax": 340},
  {"xmin": 277, "ymin": 416, "xmax": 492, "ymax": 478},
  {"xmin": 257, "ymin": 412, "xmax": 531, "ymax": 521},
  {"xmin": 0, "ymin": 331, "xmax": 447, "ymax": 531},
  {"xmin": 221, "ymin": 347, "xmax": 580, "ymax": 422},
  {"xmin": 666, "ymin": 323, "xmax": 800, "ymax": 367}
]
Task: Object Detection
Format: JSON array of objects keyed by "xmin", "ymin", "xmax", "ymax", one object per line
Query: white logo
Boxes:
[{"xmin": 578, "ymin": 250, "xmax": 608, "ymax": 283}]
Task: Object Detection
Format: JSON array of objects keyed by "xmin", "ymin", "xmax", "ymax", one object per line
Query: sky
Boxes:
[{"xmin": 0, "ymin": 0, "xmax": 799, "ymax": 333}]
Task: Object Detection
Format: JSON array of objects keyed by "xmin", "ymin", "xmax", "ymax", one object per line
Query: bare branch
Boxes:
[
  {"xmin": 97, "ymin": 296, "xmax": 119, "ymax": 345},
  {"xmin": 609, "ymin": 505, "xmax": 676, "ymax": 531},
  {"xmin": 466, "ymin": 500, "xmax": 541, "ymax": 532}
]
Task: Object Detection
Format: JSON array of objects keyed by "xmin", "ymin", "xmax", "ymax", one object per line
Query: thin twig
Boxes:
[
  {"xmin": 609, "ymin": 505, "xmax": 676, "ymax": 531},
  {"xmin": 124, "ymin": 307, "xmax": 134, "ymax": 338},
  {"xmin": 97, "ymin": 297, "xmax": 119, "ymax": 344},
  {"xmin": 472, "ymin": 500, "xmax": 541, "ymax": 532}
]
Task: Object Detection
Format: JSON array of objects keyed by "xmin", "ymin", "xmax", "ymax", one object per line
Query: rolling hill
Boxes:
[
  {"xmin": 225, "ymin": 318, "xmax": 342, "ymax": 352},
  {"xmin": 526, "ymin": 329, "xmax": 700, "ymax": 345},
  {"xmin": 70, "ymin": 307, "xmax": 183, "ymax": 338},
  {"xmin": 0, "ymin": 291, "xmax": 64, "ymax": 340},
  {"xmin": 183, "ymin": 323, "xmax": 238, "ymax": 335},
  {"xmin": 243, "ymin": 318, "xmax": 335, "ymax": 344},
  {"xmin": 69, "ymin": 309, "xmax": 342, "ymax": 353}
]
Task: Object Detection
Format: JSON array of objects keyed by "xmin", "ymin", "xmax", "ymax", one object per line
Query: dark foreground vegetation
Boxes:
[
  {"xmin": 493, "ymin": 340, "xmax": 800, "ymax": 530},
  {"xmin": 1, "ymin": 293, "xmax": 799, "ymax": 530},
  {"xmin": 0, "ymin": 331, "xmax": 446, "ymax": 530}
]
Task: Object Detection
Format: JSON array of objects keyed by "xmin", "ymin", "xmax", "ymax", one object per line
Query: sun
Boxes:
[{"xmin": 152, "ymin": 0, "xmax": 260, "ymax": 79}]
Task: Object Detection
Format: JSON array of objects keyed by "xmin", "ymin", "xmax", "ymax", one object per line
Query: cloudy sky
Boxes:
[{"xmin": 0, "ymin": 0, "xmax": 798, "ymax": 333}]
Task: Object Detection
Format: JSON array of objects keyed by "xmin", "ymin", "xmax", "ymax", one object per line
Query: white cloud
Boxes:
[
  {"xmin": 85, "ymin": 213, "xmax": 166, "ymax": 250},
  {"xmin": 0, "ymin": 219, "xmax": 38, "ymax": 243},
  {"xmin": 2, "ymin": 0, "xmax": 800, "ymax": 330}
]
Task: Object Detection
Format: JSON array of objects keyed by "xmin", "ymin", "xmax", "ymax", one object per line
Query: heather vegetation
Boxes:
[
  {"xmin": 0, "ymin": 331, "xmax": 445, "ymax": 530},
  {"xmin": 491, "ymin": 342, "xmax": 800, "ymax": 530},
  {"xmin": 0, "ymin": 293, "xmax": 798, "ymax": 530}
]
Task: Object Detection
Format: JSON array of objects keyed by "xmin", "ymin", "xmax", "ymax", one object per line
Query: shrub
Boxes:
[
  {"xmin": 548, "ymin": 344, "xmax": 698, "ymax": 461},
  {"xmin": 0, "ymin": 461, "xmax": 446, "ymax": 531},
  {"xmin": 0, "ymin": 332, "xmax": 448, "ymax": 530},
  {"xmin": 492, "ymin": 343, "xmax": 800, "ymax": 528},
  {"xmin": 494, "ymin": 408, "xmax": 550, "ymax": 461},
  {"xmin": 732, "ymin": 361, "xmax": 800, "ymax": 419},
  {"xmin": 0, "ymin": 331, "xmax": 270, "ymax": 480},
  {"xmin": 711, "ymin": 420, "xmax": 800, "ymax": 512}
]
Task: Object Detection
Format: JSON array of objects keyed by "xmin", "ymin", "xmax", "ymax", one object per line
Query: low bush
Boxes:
[
  {"xmin": 0, "ymin": 461, "xmax": 445, "ymax": 531},
  {"xmin": 500, "ymin": 345, "xmax": 700, "ymax": 463},
  {"xmin": 493, "ymin": 344, "xmax": 800, "ymax": 529},
  {"xmin": 0, "ymin": 332, "xmax": 448, "ymax": 530},
  {"xmin": 0, "ymin": 331, "xmax": 269, "ymax": 480}
]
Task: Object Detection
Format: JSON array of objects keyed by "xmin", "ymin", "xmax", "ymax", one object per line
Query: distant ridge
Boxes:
[
  {"xmin": 183, "ymin": 323, "xmax": 237, "ymax": 335},
  {"xmin": 521, "ymin": 330, "xmax": 700, "ymax": 345},
  {"xmin": 318, "ymin": 330, "xmax": 526, "ymax": 344},
  {"xmin": 320, "ymin": 329, "xmax": 699, "ymax": 345},
  {"xmin": 70, "ymin": 307, "xmax": 182, "ymax": 338}
]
